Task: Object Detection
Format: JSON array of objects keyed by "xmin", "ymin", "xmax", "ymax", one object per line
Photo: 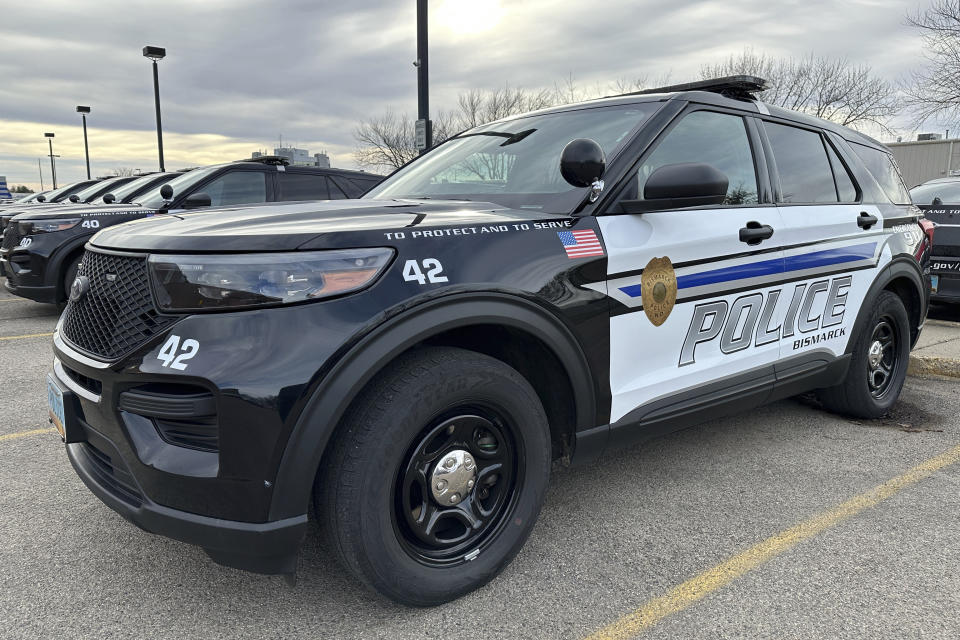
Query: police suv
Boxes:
[
  {"xmin": 2, "ymin": 159, "xmax": 381, "ymax": 304},
  {"xmin": 909, "ymin": 177, "xmax": 960, "ymax": 303},
  {"xmin": 49, "ymin": 77, "xmax": 930, "ymax": 605}
]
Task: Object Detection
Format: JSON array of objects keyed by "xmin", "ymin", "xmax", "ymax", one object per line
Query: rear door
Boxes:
[
  {"xmin": 598, "ymin": 107, "xmax": 785, "ymax": 430},
  {"xmin": 761, "ymin": 120, "xmax": 883, "ymax": 376}
]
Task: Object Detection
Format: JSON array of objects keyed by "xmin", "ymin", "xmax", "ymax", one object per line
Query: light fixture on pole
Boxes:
[
  {"xmin": 76, "ymin": 106, "xmax": 91, "ymax": 179},
  {"xmin": 142, "ymin": 45, "xmax": 166, "ymax": 171},
  {"xmin": 44, "ymin": 132, "xmax": 58, "ymax": 189},
  {"xmin": 413, "ymin": 0, "xmax": 431, "ymax": 155}
]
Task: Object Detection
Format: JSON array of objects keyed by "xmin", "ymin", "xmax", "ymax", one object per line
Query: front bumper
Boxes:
[
  {"xmin": 52, "ymin": 348, "xmax": 308, "ymax": 574},
  {"xmin": 2, "ymin": 270, "xmax": 57, "ymax": 303}
]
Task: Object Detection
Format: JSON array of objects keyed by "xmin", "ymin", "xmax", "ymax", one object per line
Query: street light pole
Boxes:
[
  {"xmin": 143, "ymin": 46, "xmax": 167, "ymax": 171},
  {"xmin": 415, "ymin": 0, "xmax": 432, "ymax": 154},
  {"xmin": 77, "ymin": 106, "xmax": 91, "ymax": 179},
  {"xmin": 44, "ymin": 132, "xmax": 57, "ymax": 189},
  {"xmin": 38, "ymin": 158, "xmax": 44, "ymax": 191}
]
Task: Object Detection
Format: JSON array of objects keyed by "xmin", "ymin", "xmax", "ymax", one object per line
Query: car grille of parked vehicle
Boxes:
[{"xmin": 61, "ymin": 249, "xmax": 177, "ymax": 360}]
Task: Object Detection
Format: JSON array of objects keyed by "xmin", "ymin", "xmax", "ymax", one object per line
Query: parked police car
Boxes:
[
  {"xmin": 1, "ymin": 159, "xmax": 381, "ymax": 304},
  {"xmin": 0, "ymin": 179, "xmax": 101, "ymax": 215},
  {"xmin": 909, "ymin": 177, "xmax": 960, "ymax": 303},
  {"xmin": 48, "ymin": 77, "xmax": 929, "ymax": 605}
]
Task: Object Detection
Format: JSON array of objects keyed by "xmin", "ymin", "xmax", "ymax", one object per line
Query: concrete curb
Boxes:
[{"xmin": 908, "ymin": 354, "xmax": 960, "ymax": 379}]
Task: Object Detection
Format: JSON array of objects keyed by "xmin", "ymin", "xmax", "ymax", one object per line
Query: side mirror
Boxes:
[
  {"xmin": 159, "ymin": 184, "xmax": 174, "ymax": 201},
  {"xmin": 620, "ymin": 163, "xmax": 729, "ymax": 213},
  {"xmin": 102, "ymin": 193, "xmax": 116, "ymax": 204},
  {"xmin": 68, "ymin": 194, "xmax": 81, "ymax": 203},
  {"xmin": 182, "ymin": 192, "xmax": 212, "ymax": 209},
  {"xmin": 560, "ymin": 138, "xmax": 606, "ymax": 201},
  {"xmin": 36, "ymin": 195, "xmax": 45, "ymax": 202}
]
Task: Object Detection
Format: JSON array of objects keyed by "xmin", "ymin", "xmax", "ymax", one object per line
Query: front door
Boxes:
[{"xmin": 596, "ymin": 108, "xmax": 784, "ymax": 429}]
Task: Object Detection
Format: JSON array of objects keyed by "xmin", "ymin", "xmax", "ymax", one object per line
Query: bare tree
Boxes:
[
  {"xmin": 701, "ymin": 50, "xmax": 901, "ymax": 132},
  {"xmin": 905, "ymin": 1, "xmax": 960, "ymax": 125}
]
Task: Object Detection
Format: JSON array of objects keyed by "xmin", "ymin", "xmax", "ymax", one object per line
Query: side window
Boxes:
[
  {"xmin": 278, "ymin": 172, "xmax": 329, "ymax": 201},
  {"xmin": 329, "ymin": 176, "xmax": 365, "ymax": 198},
  {"xmin": 825, "ymin": 142, "xmax": 858, "ymax": 202},
  {"xmin": 327, "ymin": 177, "xmax": 348, "ymax": 199},
  {"xmin": 637, "ymin": 110, "xmax": 758, "ymax": 205},
  {"xmin": 850, "ymin": 144, "xmax": 912, "ymax": 205},
  {"xmin": 198, "ymin": 171, "xmax": 267, "ymax": 207},
  {"xmin": 764, "ymin": 122, "xmax": 838, "ymax": 203}
]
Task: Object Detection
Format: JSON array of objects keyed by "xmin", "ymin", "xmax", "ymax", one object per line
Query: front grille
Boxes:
[
  {"xmin": 79, "ymin": 440, "xmax": 143, "ymax": 506},
  {"xmin": 62, "ymin": 363, "xmax": 103, "ymax": 396},
  {"xmin": 60, "ymin": 249, "xmax": 177, "ymax": 360}
]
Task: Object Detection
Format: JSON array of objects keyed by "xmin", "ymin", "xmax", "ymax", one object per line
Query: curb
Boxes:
[{"xmin": 908, "ymin": 354, "xmax": 960, "ymax": 379}]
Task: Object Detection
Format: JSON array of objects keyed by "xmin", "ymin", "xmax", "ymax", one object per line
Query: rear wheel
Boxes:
[
  {"xmin": 319, "ymin": 346, "xmax": 551, "ymax": 606},
  {"xmin": 818, "ymin": 290, "xmax": 910, "ymax": 418}
]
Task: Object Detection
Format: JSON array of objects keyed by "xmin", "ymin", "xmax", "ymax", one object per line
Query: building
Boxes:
[
  {"xmin": 0, "ymin": 176, "xmax": 11, "ymax": 200},
  {"xmin": 251, "ymin": 147, "xmax": 330, "ymax": 168},
  {"xmin": 887, "ymin": 136, "xmax": 960, "ymax": 188}
]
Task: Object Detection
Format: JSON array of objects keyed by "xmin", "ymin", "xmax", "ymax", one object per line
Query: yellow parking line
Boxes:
[
  {"xmin": 0, "ymin": 332, "xmax": 54, "ymax": 341},
  {"xmin": 584, "ymin": 443, "xmax": 960, "ymax": 640},
  {"xmin": 0, "ymin": 427, "xmax": 57, "ymax": 442},
  {"xmin": 0, "ymin": 298, "xmax": 27, "ymax": 302}
]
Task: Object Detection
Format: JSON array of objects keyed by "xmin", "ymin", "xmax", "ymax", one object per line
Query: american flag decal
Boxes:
[{"xmin": 558, "ymin": 230, "xmax": 604, "ymax": 259}]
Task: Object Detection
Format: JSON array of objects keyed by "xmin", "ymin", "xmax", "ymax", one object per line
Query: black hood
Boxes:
[
  {"xmin": 5, "ymin": 203, "xmax": 149, "ymax": 221},
  {"xmin": 90, "ymin": 199, "xmax": 545, "ymax": 252}
]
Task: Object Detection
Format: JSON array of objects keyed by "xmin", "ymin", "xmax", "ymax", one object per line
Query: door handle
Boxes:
[
  {"xmin": 858, "ymin": 211, "xmax": 879, "ymax": 229},
  {"xmin": 739, "ymin": 221, "xmax": 774, "ymax": 245}
]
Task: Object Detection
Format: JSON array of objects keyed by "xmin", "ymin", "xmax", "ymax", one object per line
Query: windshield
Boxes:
[
  {"xmin": 42, "ymin": 181, "xmax": 85, "ymax": 202},
  {"xmin": 364, "ymin": 103, "xmax": 661, "ymax": 211},
  {"xmin": 71, "ymin": 176, "xmax": 127, "ymax": 201},
  {"xmin": 910, "ymin": 181, "xmax": 960, "ymax": 205},
  {"xmin": 93, "ymin": 173, "xmax": 173, "ymax": 204},
  {"xmin": 137, "ymin": 166, "xmax": 222, "ymax": 209}
]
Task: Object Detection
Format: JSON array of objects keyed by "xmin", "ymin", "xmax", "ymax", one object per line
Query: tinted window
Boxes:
[
  {"xmin": 327, "ymin": 177, "xmax": 350, "ymax": 198},
  {"xmin": 329, "ymin": 176, "xmax": 365, "ymax": 198},
  {"xmin": 637, "ymin": 110, "xmax": 758, "ymax": 205},
  {"xmin": 765, "ymin": 122, "xmax": 838, "ymax": 203},
  {"xmin": 910, "ymin": 181, "xmax": 960, "ymax": 205},
  {"xmin": 825, "ymin": 143, "xmax": 858, "ymax": 202},
  {"xmin": 851, "ymin": 144, "xmax": 912, "ymax": 205},
  {"xmin": 278, "ymin": 172, "xmax": 329, "ymax": 201},
  {"xmin": 197, "ymin": 171, "xmax": 267, "ymax": 207}
]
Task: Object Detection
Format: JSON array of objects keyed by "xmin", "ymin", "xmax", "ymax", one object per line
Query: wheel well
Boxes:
[
  {"xmin": 884, "ymin": 276, "xmax": 922, "ymax": 345},
  {"xmin": 420, "ymin": 325, "xmax": 577, "ymax": 460},
  {"xmin": 58, "ymin": 246, "xmax": 85, "ymax": 299}
]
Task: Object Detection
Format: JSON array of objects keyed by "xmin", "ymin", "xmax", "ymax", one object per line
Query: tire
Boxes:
[
  {"xmin": 318, "ymin": 346, "xmax": 551, "ymax": 606},
  {"xmin": 817, "ymin": 290, "xmax": 911, "ymax": 419}
]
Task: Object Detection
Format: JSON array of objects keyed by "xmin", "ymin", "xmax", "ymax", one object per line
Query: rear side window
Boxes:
[
  {"xmin": 638, "ymin": 110, "xmax": 759, "ymax": 204},
  {"xmin": 198, "ymin": 171, "xmax": 267, "ymax": 207},
  {"xmin": 329, "ymin": 176, "xmax": 366, "ymax": 198},
  {"xmin": 851, "ymin": 144, "xmax": 911, "ymax": 205},
  {"xmin": 327, "ymin": 177, "xmax": 349, "ymax": 199},
  {"xmin": 764, "ymin": 122, "xmax": 838, "ymax": 203},
  {"xmin": 278, "ymin": 172, "xmax": 329, "ymax": 201}
]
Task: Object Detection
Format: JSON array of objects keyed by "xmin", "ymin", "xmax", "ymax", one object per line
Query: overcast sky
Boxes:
[{"xmin": 0, "ymin": 0, "xmax": 930, "ymax": 189}]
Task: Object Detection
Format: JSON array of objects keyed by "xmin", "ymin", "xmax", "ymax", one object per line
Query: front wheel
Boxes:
[
  {"xmin": 319, "ymin": 346, "xmax": 551, "ymax": 606},
  {"xmin": 818, "ymin": 290, "xmax": 911, "ymax": 418}
]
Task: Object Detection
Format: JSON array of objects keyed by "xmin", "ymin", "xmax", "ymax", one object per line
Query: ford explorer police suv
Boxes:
[
  {"xmin": 2, "ymin": 159, "xmax": 381, "ymax": 304},
  {"xmin": 49, "ymin": 77, "xmax": 930, "ymax": 606}
]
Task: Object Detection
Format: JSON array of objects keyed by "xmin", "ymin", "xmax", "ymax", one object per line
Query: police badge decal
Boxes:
[{"xmin": 641, "ymin": 256, "xmax": 677, "ymax": 326}]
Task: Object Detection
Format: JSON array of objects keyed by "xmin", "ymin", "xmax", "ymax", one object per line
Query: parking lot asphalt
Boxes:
[{"xmin": 2, "ymin": 283, "xmax": 960, "ymax": 639}]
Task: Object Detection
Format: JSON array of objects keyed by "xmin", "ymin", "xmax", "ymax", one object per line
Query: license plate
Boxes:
[
  {"xmin": 47, "ymin": 374, "xmax": 66, "ymax": 441},
  {"xmin": 931, "ymin": 275, "xmax": 939, "ymax": 294}
]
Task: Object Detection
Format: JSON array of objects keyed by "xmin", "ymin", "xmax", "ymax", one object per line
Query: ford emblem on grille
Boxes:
[{"xmin": 69, "ymin": 275, "xmax": 90, "ymax": 302}]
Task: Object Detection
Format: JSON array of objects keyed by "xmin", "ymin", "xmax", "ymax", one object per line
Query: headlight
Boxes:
[
  {"xmin": 148, "ymin": 249, "xmax": 395, "ymax": 312},
  {"xmin": 18, "ymin": 218, "xmax": 81, "ymax": 235}
]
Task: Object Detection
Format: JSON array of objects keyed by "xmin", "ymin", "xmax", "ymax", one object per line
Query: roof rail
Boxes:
[
  {"xmin": 236, "ymin": 155, "xmax": 290, "ymax": 166},
  {"xmin": 622, "ymin": 75, "xmax": 769, "ymax": 100}
]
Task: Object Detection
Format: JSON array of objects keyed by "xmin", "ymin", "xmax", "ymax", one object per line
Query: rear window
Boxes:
[
  {"xmin": 764, "ymin": 122, "xmax": 838, "ymax": 203},
  {"xmin": 851, "ymin": 144, "xmax": 911, "ymax": 205}
]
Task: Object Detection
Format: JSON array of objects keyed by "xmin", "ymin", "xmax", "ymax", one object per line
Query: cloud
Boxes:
[{"xmin": 0, "ymin": 0, "xmax": 928, "ymax": 189}]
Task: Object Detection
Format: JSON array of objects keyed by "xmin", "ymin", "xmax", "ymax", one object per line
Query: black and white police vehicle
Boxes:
[
  {"xmin": 2, "ymin": 159, "xmax": 381, "ymax": 304},
  {"xmin": 48, "ymin": 77, "xmax": 930, "ymax": 605},
  {"xmin": 909, "ymin": 177, "xmax": 960, "ymax": 303}
]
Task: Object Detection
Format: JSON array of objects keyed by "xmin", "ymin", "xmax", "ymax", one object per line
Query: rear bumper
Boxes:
[
  {"xmin": 66, "ymin": 433, "xmax": 307, "ymax": 574},
  {"xmin": 930, "ymin": 258, "xmax": 960, "ymax": 302}
]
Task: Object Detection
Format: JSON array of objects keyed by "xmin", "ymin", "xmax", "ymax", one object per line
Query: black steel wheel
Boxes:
[
  {"xmin": 818, "ymin": 290, "xmax": 911, "ymax": 418},
  {"xmin": 319, "ymin": 346, "xmax": 551, "ymax": 606}
]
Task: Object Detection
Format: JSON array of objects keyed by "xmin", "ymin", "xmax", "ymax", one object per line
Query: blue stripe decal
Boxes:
[{"xmin": 618, "ymin": 242, "xmax": 876, "ymax": 298}]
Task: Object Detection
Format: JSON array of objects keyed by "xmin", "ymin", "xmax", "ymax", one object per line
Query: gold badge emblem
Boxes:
[{"xmin": 641, "ymin": 256, "xmax": 677, "ymax": 326}]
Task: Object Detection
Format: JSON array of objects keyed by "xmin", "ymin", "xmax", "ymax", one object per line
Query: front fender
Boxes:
[{"xmin": 267, "ymin": 292, "xmax": 597, "ymax": 521}]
